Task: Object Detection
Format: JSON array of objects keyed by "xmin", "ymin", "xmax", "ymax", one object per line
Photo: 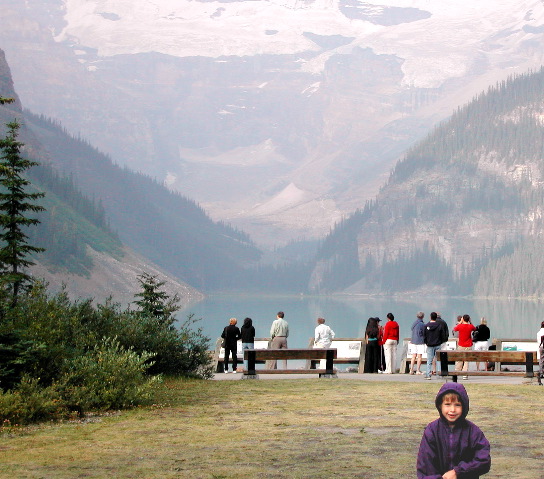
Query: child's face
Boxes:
[{"xmin": 441, "ymin": 396, "xmax": 463, "ymax": 425}]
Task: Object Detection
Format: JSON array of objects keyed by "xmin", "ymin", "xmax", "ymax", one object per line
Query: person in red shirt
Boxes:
[
  {"xmin": 453, "ymin": 314, "xmax": 476, "ymax": 379},
  {"xmin": 381, "ymin": 312, "xmax": 400, "ymax": 374}
]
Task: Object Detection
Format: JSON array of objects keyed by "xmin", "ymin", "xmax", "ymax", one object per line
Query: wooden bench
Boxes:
[
  {"xmin": 307, "ymin": 338, "xmax": 365, "ymax": 372},
  {"xmin": 244, "ymin": 348, "xmax": 337, "ymax": 378},
  {"xmin": 438, "ymin": 350, "xmax": 540, "ymax": 383}
]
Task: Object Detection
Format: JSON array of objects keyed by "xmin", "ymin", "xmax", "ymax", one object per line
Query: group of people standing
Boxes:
[
  {"xmin": 364, "ymin": 313, "xmax": 400, "ymax": 374},
  {"xmin": 364, "ymin": 311, "xmax": 491, "ymax": 377},
  {"xmin": 220, "ymin": 317, "xmax": 256, "ymax": 373},
  {"xmin": 221, "ymin": 311, "xmax": 336, "ymax": 372},
  {"xmin": 408, "ymin": 312, "xmax": 491, "ymax": 380}
]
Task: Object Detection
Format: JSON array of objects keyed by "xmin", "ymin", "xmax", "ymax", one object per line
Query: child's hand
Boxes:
[{"xmin": 442, "ymin": 470, "xmax": 457, "ymax": 479}]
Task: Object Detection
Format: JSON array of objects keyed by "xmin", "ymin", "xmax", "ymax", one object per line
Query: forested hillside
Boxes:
[
  {"xmin": 28, "ymin": 163, "xmax": 122, "ymax": 276},
  {"xmin": 1, "ymin": 47, "xmax": 262, "ymax": 295},
  {"xmin": 23, "ymin": 112, "xmax": 262, "ymax": 291},
  {"xmin": 311, "ymin": 67, "xmax": 544, "ymax": 297}
]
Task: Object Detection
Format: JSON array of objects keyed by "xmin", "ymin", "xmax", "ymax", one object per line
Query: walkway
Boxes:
[{"xmin": 213, "ymin": 370, "xmax": 540, "ymax": 385}]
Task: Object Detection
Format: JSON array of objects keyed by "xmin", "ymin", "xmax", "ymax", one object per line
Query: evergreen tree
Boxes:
[
  {"xmin": 133, "ymin": 272, "xmax": 180, "ymax": 325},
  {"xmin": 0, "ymin": 120, "xmax": 45, "ymax": 307}
]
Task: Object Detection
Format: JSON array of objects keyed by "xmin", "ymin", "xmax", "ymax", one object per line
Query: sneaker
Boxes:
[
  {"xmin": 409, "ymin": 371, "xmax": 415, "ymax": 375},
  {"xmin": 424, "ymin": 376, "xmax": 431, "ymax": 380},
  {"xmin": 224, "ymin": 370, "xmax": 229, "ymax": 374},
  {"xmin": 416, "ymin": 371, "xmax": 423, "ymax": 375},
  {"xmin": 232, "ymin": 370, "xmax": 237, "ymax": 374}
]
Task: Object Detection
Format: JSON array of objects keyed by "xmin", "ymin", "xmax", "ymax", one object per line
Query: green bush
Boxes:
[
  {"xmin": 0, "ymin": 376, "xmax": 65, "ymax": 425},
  {"xmin": 0, "ymin": 332, "xmax": 47, "ymax": 390},
  {"xmin": 58, "ymin": 337, "xmax": 160, "ymax": 412},
  {"xmin": 0, "ymin": 274, "xmax": 213, "ymax": 424}
]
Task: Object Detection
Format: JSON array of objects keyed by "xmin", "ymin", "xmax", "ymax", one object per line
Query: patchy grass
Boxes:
[{"xmin": 0, "ymin": 378, "xmax": 542, "ymax": 478}]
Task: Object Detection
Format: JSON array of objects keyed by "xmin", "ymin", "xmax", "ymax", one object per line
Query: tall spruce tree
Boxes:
[
  {"xmin": 133, "ymin": 272, "xmax": 180, "ymax": 325},
  {"xmin": 0, "ymin": 120, "xmax": 45, "ymax": 307}
]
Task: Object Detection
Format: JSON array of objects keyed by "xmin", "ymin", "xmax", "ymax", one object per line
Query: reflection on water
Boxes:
[{"xmin": 178, "ymin": 295, "xmax": 543, "ymax": 348}]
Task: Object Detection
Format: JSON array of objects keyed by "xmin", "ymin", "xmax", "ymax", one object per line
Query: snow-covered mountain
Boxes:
[{"xmin": 1, "ymin": 0, "xmax": 544, "ymax": 246}]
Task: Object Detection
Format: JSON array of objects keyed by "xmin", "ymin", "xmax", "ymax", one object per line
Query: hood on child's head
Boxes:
[{"xmin": 435, "ymin": 382, "xmax": 470, "ymax": 420}]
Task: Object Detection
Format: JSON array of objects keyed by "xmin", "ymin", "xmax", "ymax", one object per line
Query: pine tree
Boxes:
[
  {"xmin": 0, "ymin": 120, "xmax": 45, "ymax": 307},
  {"xmin": 133, "ymin": 272, "xmax": 180, "ymax": 325}
]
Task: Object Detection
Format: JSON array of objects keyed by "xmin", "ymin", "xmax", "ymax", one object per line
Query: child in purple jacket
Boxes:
[{"xmin": 417, "ymin": 382, "xmax": 491, "ymax": 479}]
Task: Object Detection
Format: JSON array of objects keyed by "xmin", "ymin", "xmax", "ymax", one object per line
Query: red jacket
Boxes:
[
  {"xmin": 381, "ymin": 320, "xmax": 399, "ymax": 344},
  {"xmin": 453, "ymin": 323, "xmax": 476, "ymax": 348}
]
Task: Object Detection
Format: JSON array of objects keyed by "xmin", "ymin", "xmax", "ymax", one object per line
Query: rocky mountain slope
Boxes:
[
  {"xmin": 31, "ymin": 246, "xmax": 204, "ymax": 307},
  {"xmin": 1, "ymin": 0, "xmax": 543, "ymax": 246},
  {"xmin": 310, "ymin": 68, "xmax": 544, "ymax": 296}
]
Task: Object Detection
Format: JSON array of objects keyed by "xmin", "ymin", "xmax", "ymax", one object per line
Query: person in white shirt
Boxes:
[{"xmin": 314, "ymin": 317, "xmax": 336, "ymax": 369}]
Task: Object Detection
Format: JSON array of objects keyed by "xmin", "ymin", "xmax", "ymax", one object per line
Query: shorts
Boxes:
[
  {"xmin": 409, "ymin": 343, "xmax": 426, "ymax": 355},
  {"xmin": 473, "ymin": 341, "xmax": 489, "ymax": 351}
]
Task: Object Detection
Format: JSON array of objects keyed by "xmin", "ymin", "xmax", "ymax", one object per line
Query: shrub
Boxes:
[
  {"xmin": 0, "ymin": 331, "xmax": 47, "ymax": 391},
  {"xmin": 0, "ymin": 376, "xmax": 65, "ymax": 425},
  {"xmin": 58, "ymin": 337, "xmax": 160, "ymax": 412}
]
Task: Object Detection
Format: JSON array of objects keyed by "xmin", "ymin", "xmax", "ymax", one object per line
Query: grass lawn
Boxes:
[{"xmin": 1, "ymin": 378, "xmax": 542, "ymax": 478}]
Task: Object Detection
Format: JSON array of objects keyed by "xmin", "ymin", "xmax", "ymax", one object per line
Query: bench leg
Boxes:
[
  {"xmin": 525, "ymin": 352, "xmax": 534, "ymax": 378},
  {"xmin": 245, "ymin": 350, "xmax": 256, "ymax": 376},
  {"xmin": 325, "ymin": 349, "xmax": 334, "ymax": 374}
]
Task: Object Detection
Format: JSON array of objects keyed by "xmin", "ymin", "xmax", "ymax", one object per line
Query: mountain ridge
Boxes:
[
  {"xmin": 310, "ymin": 67, "xmax": 544, "ymax": 296},
  {"xmin": 2, "ymin": 1, "xmax": 543, "ymax": 245}
]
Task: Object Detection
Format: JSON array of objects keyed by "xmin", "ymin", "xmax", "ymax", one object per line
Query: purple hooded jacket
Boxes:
[{"xmin": 417, "ymin": 382, "xmax": 491, "ymax": 479}]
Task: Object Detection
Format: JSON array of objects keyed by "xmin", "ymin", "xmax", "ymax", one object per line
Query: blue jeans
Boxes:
[
  {"xmin": 242, "ymin": 342, "xmax": 254, "ymax": 370},
  {"xmin": 426, "ymin": 345, "xmax": 441, "ymax": 378}
]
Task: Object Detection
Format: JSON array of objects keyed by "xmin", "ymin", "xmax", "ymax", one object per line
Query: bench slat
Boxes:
[
  {"xmin": 448, "ymin": 371, "xmax": 528, "ymax": 377},
  {"xmin": 440, "ymin": 351, "xmax": 537, "ymax": 362},
  {"xmin": 250, "ymin": 369, "xmax": 330, "ymax": 374},
  {"xmin": 245, "ymin": 349, "xmax": 338, "ymax": 360},
  {"xmin": 244, "ymin": 348, "xmax": 337, "ymax": 377}
]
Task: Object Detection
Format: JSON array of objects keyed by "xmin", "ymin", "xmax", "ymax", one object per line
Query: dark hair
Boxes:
[
  {"xmin": 463, "ymin": 314, "xmax": 471, "ymax": 323},
  {"xmin": 387, "ymin": 312, "xmax": 394, "ymax": 321},
  {"xmin": 277, "ymin": 311, "xmax": 284, "ymax": 318},
  {"xmin": 430, "ymin": 312, "xmax": 437, "ymax": 320},
  {"xmin": 366, "ymin": 318, "xmax": 379, "ymax": 339},
  {"xmin": 243, "ymin": 317, "xmax": 253, "ymax": 327}
]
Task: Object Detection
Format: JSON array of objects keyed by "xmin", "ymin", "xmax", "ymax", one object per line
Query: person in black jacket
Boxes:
[
  {"xmin": 424, "ymin": 312, "xmax": 446, "ymax": 380},
  {"xmin": 240, "ymin": 317, "xmax": 256, "ymax": 371},
  {"xmin": 221, "ymin": 318, "xmax": 241, "ymax": 373},
  {"xmin": 473, "ymin": 318, "xmax": 491, "ymax": 371}
]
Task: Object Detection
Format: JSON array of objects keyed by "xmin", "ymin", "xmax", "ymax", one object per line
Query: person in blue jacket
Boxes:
[{"xmin": 417, "ymin": 382, "xmax": 491, "ymax": 479}]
